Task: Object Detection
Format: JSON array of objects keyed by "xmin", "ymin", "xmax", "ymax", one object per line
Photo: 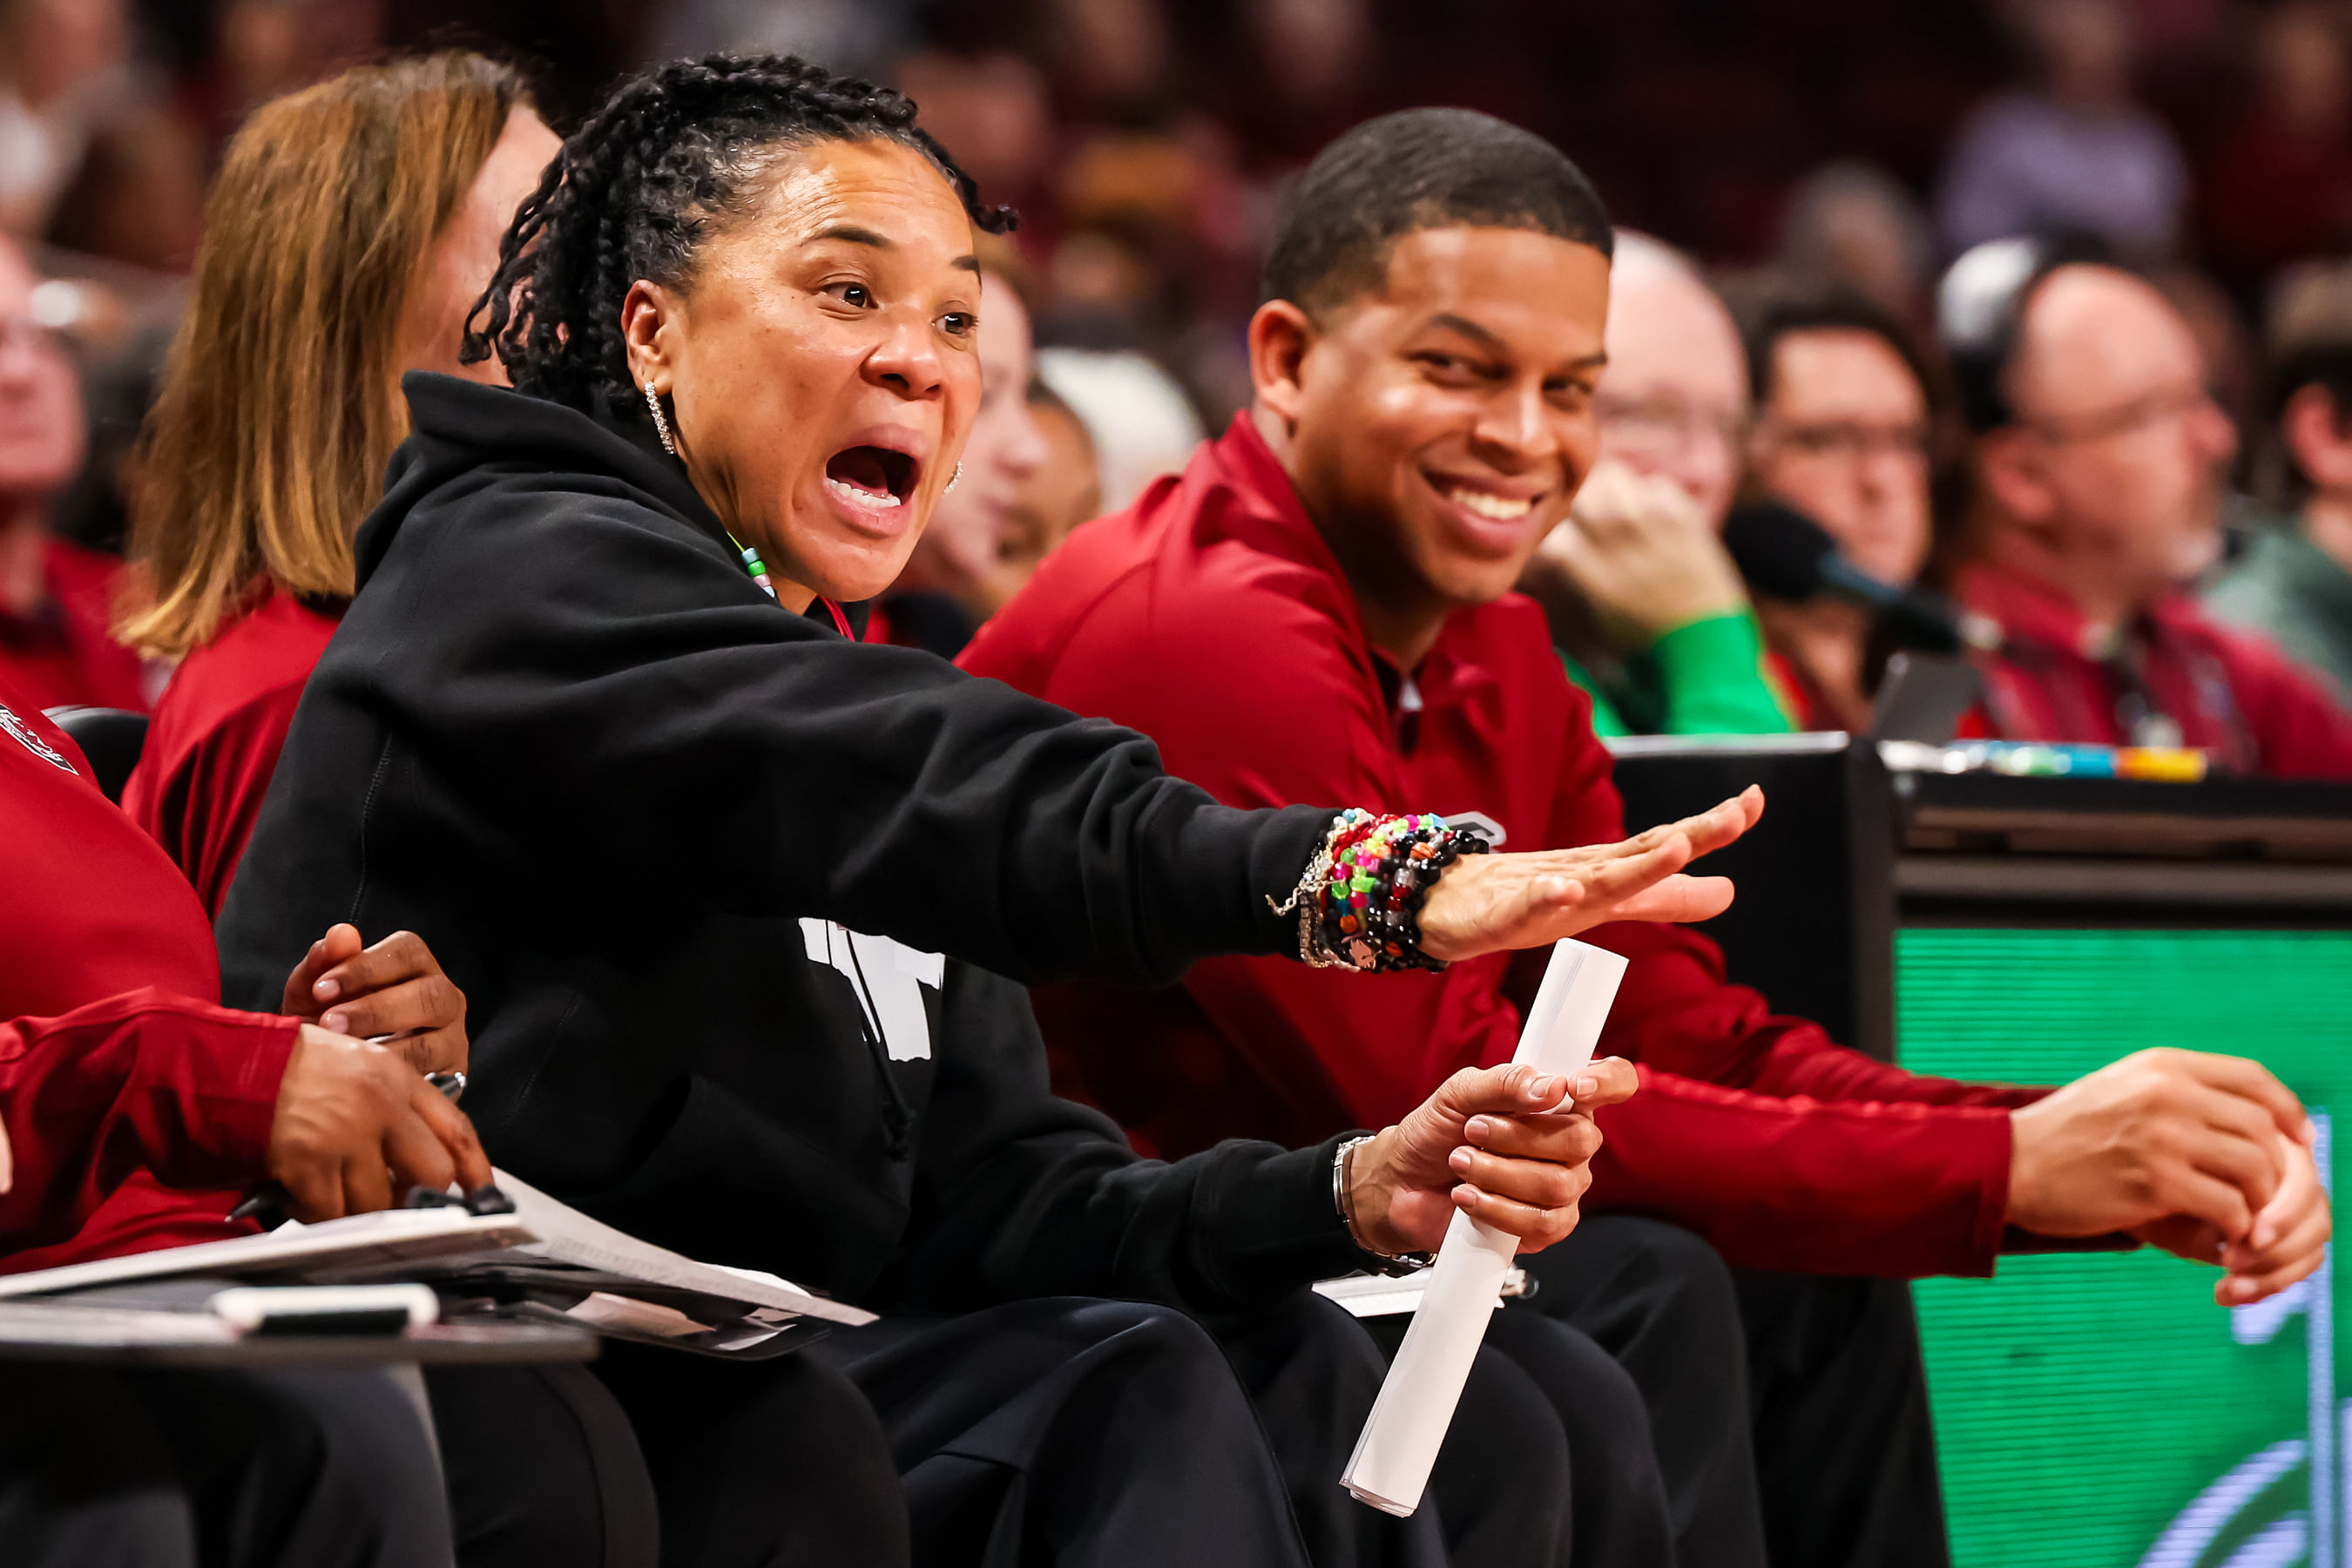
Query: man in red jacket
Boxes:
[
  {"xmin": 1940, "ymin": 240, "xmax": 2352, "ymax": 773},
  {"xmin": 963, "ymin": 110, "xmax": 2328, "ymax": 1568}
]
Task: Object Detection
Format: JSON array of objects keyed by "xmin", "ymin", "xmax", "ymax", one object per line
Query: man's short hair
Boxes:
[
  {"xmin": 1260, "ymin": 108, "xmax": 1613, "ymax": 313},
  {"xmin": 1732, "ymin": 278, "xmax": 1937, "ymax": 414}
]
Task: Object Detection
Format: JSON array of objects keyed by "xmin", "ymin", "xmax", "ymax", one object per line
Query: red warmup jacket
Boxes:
[
  {"xmin": 1959, "ymin": 561, "xmax": 2352, "ymax": 778},
  {"xmin": 124, "ymin": 584, "xmax": 341, "ymax": 917},
  {"xmin": 963, "ymin": 416, "xmax": 2044, "ymax": 1278},
  {"xmin": 0, "ymin": 536, "xmax": 148, "ymax": 713},
  {"xmin": 0, "ymin": 676, "xmax": 292, "ymax": 1266}
]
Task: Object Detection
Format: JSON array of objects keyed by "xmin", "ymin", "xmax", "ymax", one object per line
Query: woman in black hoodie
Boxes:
[{"xmin": 213, "ymin": 55, "xmax": 1758, "ymax": 1568}]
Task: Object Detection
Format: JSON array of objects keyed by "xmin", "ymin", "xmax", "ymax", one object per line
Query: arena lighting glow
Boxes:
[{"xmin": 1900, "ymin": 929, "xmax": 2352, "ymax": 1568}]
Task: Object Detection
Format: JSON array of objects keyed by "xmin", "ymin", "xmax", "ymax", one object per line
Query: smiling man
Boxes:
[{"xmin": 963, "ymin": 109, "xmax": 2330, "ymax": 1568}]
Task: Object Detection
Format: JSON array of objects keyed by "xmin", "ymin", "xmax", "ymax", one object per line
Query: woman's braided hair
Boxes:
[{"xmin": 462, "ymin": 53, "xmax": 1014, "ymax": 426}]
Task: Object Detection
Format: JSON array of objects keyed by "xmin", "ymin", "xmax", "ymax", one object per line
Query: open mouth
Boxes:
[{"xmin": 825, "ymin": 445, "xmax": 919, "ymax": 512}]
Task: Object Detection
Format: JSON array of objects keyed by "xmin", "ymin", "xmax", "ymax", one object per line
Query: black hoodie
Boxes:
[{"xmin": 213, "ymin": 374, "xmax": 1378, "ymax": 1318}]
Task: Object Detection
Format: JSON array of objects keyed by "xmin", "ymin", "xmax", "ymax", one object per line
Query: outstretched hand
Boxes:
[
  {"xmin": 1417, "ymin": 787, "xmax": 1763, "ymax": 963},
  {"xmin": 1345, "ymin": 1058, "xmax": 1640, "ymax": 1257},
  {"xmin": 280, "ymin": 924, "xmax": 468, "ymax": 1076}
]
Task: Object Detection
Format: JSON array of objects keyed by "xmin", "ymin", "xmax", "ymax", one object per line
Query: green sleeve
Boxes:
[
  {"xmin": 1557, "ymin": 651, "xmax": 1630, "ymax": 737},
  {"xmin": 1646, "ymin": 612, "xmax": 1795, "ymax": 736}
]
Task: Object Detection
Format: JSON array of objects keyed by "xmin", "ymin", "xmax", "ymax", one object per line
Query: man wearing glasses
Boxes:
[
  {"xmin": 1739, "ymin": 287, "xmax": 1940, "ymax": 732},
  {"xmin": 1943, "ymin": 244, "xmax": 2352, "ymax": 776}
]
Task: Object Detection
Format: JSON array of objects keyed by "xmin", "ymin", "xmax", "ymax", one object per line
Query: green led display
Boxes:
[{"xmin": 1899, "ymin": 928, "xmax": 2352, "ymax": 1568}]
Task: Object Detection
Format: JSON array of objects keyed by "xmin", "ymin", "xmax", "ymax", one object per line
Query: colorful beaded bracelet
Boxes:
[{"xmin": 1269, "ymin": 808, "xmax": 1490, "ymax": 973}]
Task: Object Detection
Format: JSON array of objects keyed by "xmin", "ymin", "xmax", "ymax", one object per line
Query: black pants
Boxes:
[
  {"xmin": 442, "ymin": 1289, "xmax": 1666, "ymax": 1568},
  {"xmin": 0, "ymin": 1362, "xmax": 453, "ymax": 1568},
  {"xmin": 830, "ymin": 1292, "xmax": 1666, "ymax": 1568},
  {"xmin": 1521, "ymin": 1216, "xmax": 1949, "ymax": 1568},
  {"xmin": 1351, "ymin": 1294, "xmax": 1674, "ymax": 1568},
  {"xmin": 429, "ymin": 1363, "xmax": 659, "ymax": 1568},
  {"xmin": 819, "ymin": 1297, "xmax": 1308, "ymax": 1568}
]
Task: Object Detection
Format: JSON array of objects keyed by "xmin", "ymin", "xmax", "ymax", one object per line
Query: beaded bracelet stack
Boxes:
[{"xmin": 1269, "ymin": 808, "xmax": 1490, "ymax": 973}]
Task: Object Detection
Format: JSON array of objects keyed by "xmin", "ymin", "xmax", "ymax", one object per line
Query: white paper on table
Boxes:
[{"xmin": 1340, "ymin": 937, "xmax": 1629, "ymax": 1517}]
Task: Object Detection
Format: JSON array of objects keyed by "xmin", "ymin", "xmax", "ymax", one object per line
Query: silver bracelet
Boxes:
[
  {"xmin": 1333, "ymin": 1135, "xmax": 1375, "ymax": 1230},
  {"xmin": 1268, "ymin": 816, "xmax": 1350, "ymax": 969},
  {"xmin": 1333, "ymin": 1135, "xmax": 1435, "ymax": 1275}
]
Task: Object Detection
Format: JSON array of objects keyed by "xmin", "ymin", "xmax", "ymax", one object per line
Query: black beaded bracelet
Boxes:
[{"xmin": 1267, "ymin": 810, "xmax": 1490, "ymax": 974}]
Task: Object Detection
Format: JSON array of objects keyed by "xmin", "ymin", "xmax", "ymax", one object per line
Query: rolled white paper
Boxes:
[{"xmin": 1340, "ymin": 937, "xmax": 1631, "ymax": 1516}]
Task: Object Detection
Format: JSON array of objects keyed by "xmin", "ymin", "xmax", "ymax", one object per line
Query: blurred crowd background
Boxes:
[{"xmin": 12, "ymin": 0, "xmax": 2352, "ymax": 659}]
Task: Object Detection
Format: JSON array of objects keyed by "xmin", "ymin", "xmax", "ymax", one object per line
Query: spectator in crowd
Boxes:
[
  {"xmin": 972, "ymin": 380, "xmax": 1101, "ymax": 617},
  {"xmin": 2206, "ymin": 262, "xmax": 2352, "ymax": 698},
  {"xmin": 1941, "ymin": 240, "xmax": 2352, "ymax": 774},
  {"xmin": 1737, "ymin": 284, "xmax": 1939, "ymax": 731},
  {"xmin": 0, "ymin": 0, "xmax": 131, "ymax": 240},
  {"xmin": 966, "ymin": 108, "xmax": 2332, "ymax": 1568},
  {"xmin": 118, "ymin": 52, "xmax": 559, "ymax": 917},
  {"xmin": 166, "ymin": 0, "xmax": 385, "ymax": 163},
  {"xmin": 0, "ymin": 232, "xmax": 145, "ymax": 711},
  {"xmin": 873, "ymin": 249, "xmax": 1050, "ymax": 657},
  {"xmin": 1937, "ymin": 0, "xmax": 2187, "ymax": 265},
  {"xmin": 2200, "ymin": 3, "xmax": 2352, "ymax": 290},
  {"xmin": 1517, "ymin": 232, "xmax": 1789, "ymax": 737}
]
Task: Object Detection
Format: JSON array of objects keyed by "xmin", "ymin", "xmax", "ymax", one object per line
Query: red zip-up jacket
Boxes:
[
  {"xmin": 0, "ymin": 676, "xmax": 294, "ymax": 1263},
  {"xmin": 1959, "ymin": 561, "xmax": 2352, "ymax": 779},
  {"xmin": 963, "ymin": 416, "xmax": 2044, "ymax": 1278}
]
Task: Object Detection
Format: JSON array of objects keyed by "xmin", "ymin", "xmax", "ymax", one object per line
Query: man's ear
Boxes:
[
  {"xmin": 1247, "ymin": 300, "xmax": 1316, "ymax": 431},
  {"xmin": 620, "ymin": 280, "xmax": 677, "ymax": 395},
  {"xmin": 1977, "ymin": 427, "xmax": 2055, "ymax": 529},
  {"xmin": 2283, "ymin": 383, "xmax": 2352, "ymax": 492}
]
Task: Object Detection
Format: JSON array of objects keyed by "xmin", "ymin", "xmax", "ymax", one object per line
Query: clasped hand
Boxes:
[
  {"xmin": 2009, "ymin": 1048, "xmax": 2331, "ymax": 1306},
  {"xmin": 1345, "ymin": 1058, "xmax": 1639, "ymax": 1257}
]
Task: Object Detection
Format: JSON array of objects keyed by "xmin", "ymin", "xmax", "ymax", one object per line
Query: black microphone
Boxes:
[{"xmin": 1721, "ymin": 500, "xmax": 1963, "ymax": 653}]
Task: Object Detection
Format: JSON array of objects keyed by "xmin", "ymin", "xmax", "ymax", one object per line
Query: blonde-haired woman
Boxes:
[{"xmin": 119, "ymin": 51, "xmax": 558, "ymax": 916}]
